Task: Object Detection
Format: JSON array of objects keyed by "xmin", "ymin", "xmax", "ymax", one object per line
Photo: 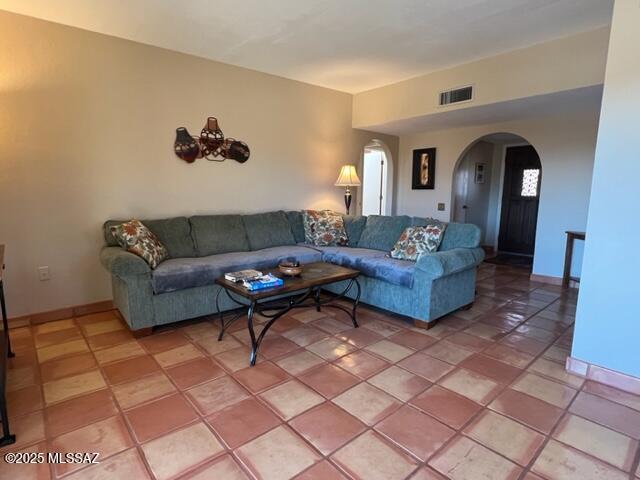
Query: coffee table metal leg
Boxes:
[
  {"xmin": 216, "ymin": 277, "xmax": 361, "ymax": 367},
  {"xmin": 351, "ymin": 278, "xmax": 361, "ymax": 328},
  {"xmin": 216, "ymin": 288, "xmax": 248, "ymax": 341},
  {"xmin": 0, "ymin": 280, "xmax": 14, "ymax": 358},
  {"xmin": 247, "ymin": 301, "xmax": 259, "ymax": 366},
  {"xmin": 215, "ymin": 288, "xmax": 225, "ymax": 340},
  {"xmin": 247, "ymin": 290, "xmax": 315, "ymax": 366},
  {"xmin": 0, "ymin": 394, "xmax": 16, "ymax": 446},
  {"xmin": 311, "ymin": 278, "xmax": 360, "ymax": 328},
  {"xmin": 314, "ymin": 288, "xmax": 321, "ymax": 312}
]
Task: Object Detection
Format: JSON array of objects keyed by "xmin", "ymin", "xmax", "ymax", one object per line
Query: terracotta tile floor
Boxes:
[{"xmin": 3, "ymin": 262, "xmax": 640, "ymax": 479}]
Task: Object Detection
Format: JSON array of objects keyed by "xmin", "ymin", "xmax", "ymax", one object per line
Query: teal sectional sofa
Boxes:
[{"xmin": 100, "ymin": 211, "xmax": 484, "ymax": 332}]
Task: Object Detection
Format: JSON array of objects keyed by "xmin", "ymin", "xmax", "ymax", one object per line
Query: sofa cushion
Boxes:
[
  {"xmin": 285, "ymin": 211, "xmax": 306, "ymax": 243},
  {"xmin": 411, "ymin": 217, "xmax": 480, "ymax": 251},
  {"xmin": 303, "ymin": 210, "xmax": 348, "ymax": 246},
  {"xmin": 390, "ymin": 225, "xmax": 446, "ymax": 261},
  {"xmin": 316, "ymin": 246, "xmax": 415, "ymax": 288},
  {"xmin": 342, "ymin": 215, "xmax": 367, "ymax": 246},
  {"xmin": 356, "ymin": 215, "xmax": 411, "ymax": 251},
  {"xmin": 110, "ymin": 220, "xmax": 169, "ymax": 269},
  {"xmin": 439, "ymin": 223, "xmax": 481, "ymax": 250},
  {"xmin": 104, "ymin": 217, "xmax": 195, "ymax": 258},
  {"xmin": 411, "ymin": 216, "xmax": 446, "ymax": 228},
  {"xmin": 243, "ymin": 211, "xmax": 296, "ymax": 250},
  {"xmin": 190, "ymin": 215, "xmax": 250, "ymax": 256},
  {"xmin": 151, "ymin": 245, "xmax": 322, "ymax": 294},
  {"xmin": 416, "ymin": 247, "xmax": 482, "ymax": 278},
  {"xmin": 289, "ymin": 211, "xmax": 366, "ymax": 247}
]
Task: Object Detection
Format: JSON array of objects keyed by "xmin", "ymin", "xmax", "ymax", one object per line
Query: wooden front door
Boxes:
[{"xmin": 498, "ymin": 145, "xmax": 541, "ymax": 255}]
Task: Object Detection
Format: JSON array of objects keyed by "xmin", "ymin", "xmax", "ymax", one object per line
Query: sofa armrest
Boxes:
[
  {"xmin": 100, "ymin": 247, "xmax": 150, "ymax": 277},
  {"xmin": 416, "ymin": 247, "xmax": 485, "ymax": 279}
]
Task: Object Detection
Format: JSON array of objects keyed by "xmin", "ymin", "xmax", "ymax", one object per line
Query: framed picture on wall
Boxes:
[
  {"xmin": 412, "ymin": 147, "xmax": 436, "ymax": 189},
  {"xmin": 474, "ymin": 162, "xmax": 486, "ymax": 184}
]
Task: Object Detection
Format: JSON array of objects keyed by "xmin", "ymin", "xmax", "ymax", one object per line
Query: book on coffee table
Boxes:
[
  {"xmin": 224, "ymin": 269, "xmax": 262, "ymax": 282},
  {"xmin": 242, "ymin": 273, "xmax": 284, "ymax": 291}
]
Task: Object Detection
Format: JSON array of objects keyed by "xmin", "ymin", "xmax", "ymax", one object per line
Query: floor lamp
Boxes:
[{"xmin": 335, "ymin": 165, "xmax": 361, "ymax": 215}]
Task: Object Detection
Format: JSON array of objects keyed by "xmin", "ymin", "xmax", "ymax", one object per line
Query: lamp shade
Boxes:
[{"xmin": 334, "ymin": 165, "xmax": 361, "ymax": 186}]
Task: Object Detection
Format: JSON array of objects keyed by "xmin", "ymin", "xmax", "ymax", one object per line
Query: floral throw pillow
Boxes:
[
  {"xmin": 390, "ymin": 224, "xmax": 447, "ymax": 261},
  {"xmin": 110, "ymin": 219, "xmax": 168, "ymax": 269},
  {"xmin": 302, "ymin": 210, "xmax": 348, "ymax": 246}
]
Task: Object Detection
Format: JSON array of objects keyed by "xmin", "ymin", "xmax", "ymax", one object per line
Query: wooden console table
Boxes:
[
  {"xmin": 563, "ymin": 231, "xmax": 586, "ymax": 288},
  {"xmin": 0, "ymin": 244, "xmax": 16, "ymax": 446}
]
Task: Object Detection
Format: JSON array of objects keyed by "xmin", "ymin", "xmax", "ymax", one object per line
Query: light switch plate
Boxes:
[{"xmin": 38, "ymin": 266, "xmax": 50, "ymax": 281}]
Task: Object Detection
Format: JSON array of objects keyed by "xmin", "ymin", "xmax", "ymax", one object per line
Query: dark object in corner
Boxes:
[
  {"xmin": 484, "ymin": 253, "xmax": 533, "ymax": 269},
  {"xmin": 0, "ymin": 245, "xmax": 16, "ymax": 446}
]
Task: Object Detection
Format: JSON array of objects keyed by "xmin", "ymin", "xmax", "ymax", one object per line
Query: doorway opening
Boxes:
[
  {"xmin": 361, "ymin": 141, "xmax": 392, "ymax": 216},
  {"xmin": 498, "ymin": 145, "xmax": 542, "ymax": 256},
  {"xmin": 452, "ymin": 133, "xmax": 542, "ymax": 268}
]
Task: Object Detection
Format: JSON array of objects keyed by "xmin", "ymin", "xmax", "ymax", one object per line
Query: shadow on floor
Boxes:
[{"xmin": 484, "ymin": 253, "xmax": 533, "ymax": 270}]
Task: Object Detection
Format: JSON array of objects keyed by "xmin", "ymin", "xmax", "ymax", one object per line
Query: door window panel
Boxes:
[{"xmin": 521, "ymin": 169, "xmax": 540, "ymax": 197}]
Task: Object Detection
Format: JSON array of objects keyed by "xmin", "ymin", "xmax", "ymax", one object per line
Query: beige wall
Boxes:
[
  {"xmin": 0, "ymin": 11, "xmax": 398, "ymax": 317},
  {"xmin": 353, "ymin": 27, "xmax": 609, "ymax": 129},
  {"xmin": 397, "ymin": 111, "xmax": 599, "ymax": 279}
]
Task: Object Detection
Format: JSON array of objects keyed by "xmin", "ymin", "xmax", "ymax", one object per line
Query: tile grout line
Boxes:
[
  {"xmin": 71, "ymin": 315, "xmax": 160, "ymax": 480},
  {"xmin": 406, "ymin": 292, "xmax": 570, "ymax": 476},
  {"xmin": 7, "ymin": 264, "xmax": 634, "ymax": 480},
  {"xmin": 131, "ymin": 327, "xmax": 260, "ymax": 480},
  {"xmin": 104, "ymin": 271, "xmax": 565, "ymax": 478}
]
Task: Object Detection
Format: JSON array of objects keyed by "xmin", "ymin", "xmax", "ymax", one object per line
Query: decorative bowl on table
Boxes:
[{"xmin": 278, "ymin": 261, "xmax": 302, "ymax": 277}]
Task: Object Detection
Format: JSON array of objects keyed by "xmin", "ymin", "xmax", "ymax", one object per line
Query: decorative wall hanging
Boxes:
[
  {"xmin": 174, "ymin": 117, "xmax": 250, "ymax": 164},
  {"xmin": 411, "ymin": 147, "xmax": 436, "ymax": 189}
]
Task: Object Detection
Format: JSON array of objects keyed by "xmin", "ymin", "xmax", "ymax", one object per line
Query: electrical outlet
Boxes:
[
  {"xmin": 38, "ymin": 266, "xmax": 50, "ymax": 281},
  {"xmin": 437, "ymin": 202, "xmax": 446, "ymax": 211}
]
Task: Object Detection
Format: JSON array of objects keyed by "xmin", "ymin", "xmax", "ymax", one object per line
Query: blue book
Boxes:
[{"xmin": 243, "ymin": 274, "xmax": 284, "ymax": 291}]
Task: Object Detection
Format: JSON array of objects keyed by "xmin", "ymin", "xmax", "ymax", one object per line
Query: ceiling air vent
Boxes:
[{"xmin": 439, "ymin": 85, "xmax": 473, "ymax": 106}]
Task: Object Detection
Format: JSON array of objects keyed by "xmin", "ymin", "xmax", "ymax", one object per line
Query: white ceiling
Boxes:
[{"xmin": 0, "ymin": 0, "xmax": 613, "ymax": 93}]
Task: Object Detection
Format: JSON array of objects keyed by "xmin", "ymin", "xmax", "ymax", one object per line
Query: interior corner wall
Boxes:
[
  {"xmin": 396, "ymin": 111, "xmax": 599, "ymax": 279},
  {"xmin": 572, "ymin": 0, "xmax": 640, "ymax": 378},
  {"xmin": 0, "ymin": 11, "xmax": 398, "ymax": 317}
]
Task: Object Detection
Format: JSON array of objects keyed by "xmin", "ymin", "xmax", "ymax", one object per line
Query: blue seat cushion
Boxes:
[
  {"xmin": 152, "ymin": 245, "xmax": 322, "ymax": 294},
  {"xmin": 316, "ymin": 246, "xmax": 415, "ymax": 288}
]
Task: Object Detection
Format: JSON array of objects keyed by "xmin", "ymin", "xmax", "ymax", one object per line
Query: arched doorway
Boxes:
[
  {"xmin": 452, "ymin": 133, "xmax": 542, "ymax": 263},
  {"xmin": 361, "ymin": 140, "xmax": 393, "ymax": 216}
]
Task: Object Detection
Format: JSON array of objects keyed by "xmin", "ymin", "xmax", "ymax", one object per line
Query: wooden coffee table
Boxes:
[{"xmin": 215, "ymin": 262, "xmax": 360, "ymax": 366}]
